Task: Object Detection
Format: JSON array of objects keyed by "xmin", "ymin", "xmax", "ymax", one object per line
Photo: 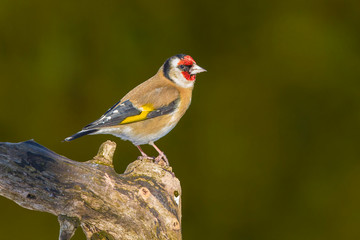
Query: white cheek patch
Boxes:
[{"xmin": 173, "ymin": 74, "xmax": 195, "ymax": 88}]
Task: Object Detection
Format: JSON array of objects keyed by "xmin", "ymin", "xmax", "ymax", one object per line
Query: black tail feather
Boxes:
[{"xmin": 64, "ymin": 129, "xmax": 98, "ymax": 142}]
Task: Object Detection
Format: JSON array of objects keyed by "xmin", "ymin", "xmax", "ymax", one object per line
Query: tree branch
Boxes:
[{"xmin": 0, "ymin": 140, "xmax": 182, "ymax": 240}]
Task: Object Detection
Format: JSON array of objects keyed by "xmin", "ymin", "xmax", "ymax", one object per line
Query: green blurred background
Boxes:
[{"xmin": 1, "ymin": 0, "xmax": 360, "ymax": 239}]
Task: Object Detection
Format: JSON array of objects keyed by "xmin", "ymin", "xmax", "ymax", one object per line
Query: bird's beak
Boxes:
[{"xmin": 189, "ymin": 64, "xmax": 207, "ymax": 75}]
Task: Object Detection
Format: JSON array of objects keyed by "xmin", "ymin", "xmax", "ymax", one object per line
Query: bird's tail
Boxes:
[{"xmin": 64, "ymin": 129, "xmax": 98, "ymax": 142}]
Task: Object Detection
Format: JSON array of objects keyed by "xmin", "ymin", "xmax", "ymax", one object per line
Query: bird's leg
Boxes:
[
  {"xmin": 149, "ymin": 142, "xmax": 169, "ymax": 165},
  {"xmin": 136, "ymin": 145, "xmax": 153, "ymax": 160}
]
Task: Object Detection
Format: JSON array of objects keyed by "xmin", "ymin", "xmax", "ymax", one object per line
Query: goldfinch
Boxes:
[{"xmin": 65, "ymin": 54, "xmax": 206, "ymax": 165}]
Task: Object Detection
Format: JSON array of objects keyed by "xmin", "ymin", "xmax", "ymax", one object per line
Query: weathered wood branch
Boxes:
[{"xmin": 0, "ymin": 140, "xmax": 182, "ymax": 240}]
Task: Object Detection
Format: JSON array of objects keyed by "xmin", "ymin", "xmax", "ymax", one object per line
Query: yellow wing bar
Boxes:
[{"xmin": 120, "ymin": 104, "xmax": 154, "ymax": 124}]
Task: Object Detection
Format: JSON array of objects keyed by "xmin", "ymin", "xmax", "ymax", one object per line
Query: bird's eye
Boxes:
[{"xmin": 178, "ymin": 65, "xmax": 191, "ymax": 72}]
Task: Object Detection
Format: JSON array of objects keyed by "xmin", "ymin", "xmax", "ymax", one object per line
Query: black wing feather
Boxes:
[
  {"xmin": 64, "ymin": 129, "xmax": 98, "ymax": 141},
  {"xmin": 83, "ymin": 100, "xmax": 141, "ymax": 129},
  {"xmin": 147, "ymin": 99, "xmax": 180, "ymax": 119},
  {"xmin": 82, "ymin": 98, "xmax": 180, "ymax": 130}
]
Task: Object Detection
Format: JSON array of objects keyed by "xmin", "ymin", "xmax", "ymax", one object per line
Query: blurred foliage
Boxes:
[{"xmin": 1, "ymin": 0, "xmax": 360, "ymax": 239}]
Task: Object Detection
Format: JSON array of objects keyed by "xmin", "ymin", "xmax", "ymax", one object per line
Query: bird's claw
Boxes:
[{"xmin": 154, "ymin": 153, "xmax": 169, "ymax": 166}]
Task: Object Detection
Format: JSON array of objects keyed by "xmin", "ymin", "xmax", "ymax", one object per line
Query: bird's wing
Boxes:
[{"xmin": 83, "ymin": 86, "xmax": 180, "ymax": 130}]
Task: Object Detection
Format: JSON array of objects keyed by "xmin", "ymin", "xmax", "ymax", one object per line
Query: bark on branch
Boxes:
[{"xmin": 0, "ymin": 140, "xmax": 182, "ymax": 240}]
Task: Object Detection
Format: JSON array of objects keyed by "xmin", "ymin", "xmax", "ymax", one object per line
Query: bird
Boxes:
[{"xmin": 64, "ymin": 54, "xmax": 206, "ymax": 165}]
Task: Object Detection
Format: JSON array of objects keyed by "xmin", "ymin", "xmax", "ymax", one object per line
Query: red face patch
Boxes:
[
  {"xmin": 178, "ymin": 55, "xmax": 196, "ymax": 81},
  {"xmin": 182, "ymin": 72, "xmax": 196, "ymax": 81},
  {"xmin": 178, "ymin": 55, "xmax": 196, "ymax": 66}
]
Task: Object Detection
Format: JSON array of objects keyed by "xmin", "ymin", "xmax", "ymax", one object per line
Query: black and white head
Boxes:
[{"xmin": 163, "ymin": 54, "xmax": 206, "ymax": 88}]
